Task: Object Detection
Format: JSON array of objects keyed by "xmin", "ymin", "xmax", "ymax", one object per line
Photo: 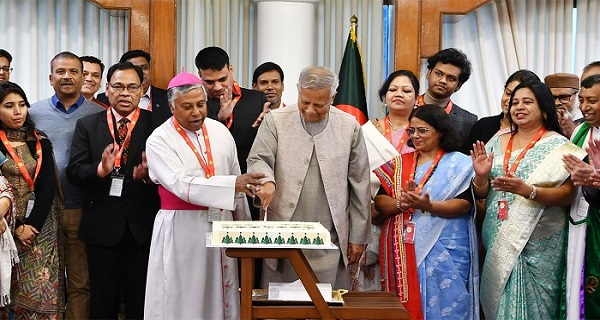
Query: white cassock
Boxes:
[{"xmin": 144, "ymin": 117, "xmax": 250, "ymax": 320}]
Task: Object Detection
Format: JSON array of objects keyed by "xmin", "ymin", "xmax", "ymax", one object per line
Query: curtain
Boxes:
[
  {"xmin": 0, "ymin": 0, "xmax": 128, "ymax": 103},
  {"xmin": 316, "ymin": 0, "xmax": 385, "ymax": 118},
  {"xmin": 177, "ymin": 0, "xmax": 257, "ymax": 89},
  {"xmin": 431, "ymin": 0, "xmax": 589, "ymax": 118},
  {"xmin": 177, "ymin": 0, "xmax": 385, "ymax": 118},
  {"xmin": 575, "ymin": 0, "xmax": 600, "ymax": 75}
]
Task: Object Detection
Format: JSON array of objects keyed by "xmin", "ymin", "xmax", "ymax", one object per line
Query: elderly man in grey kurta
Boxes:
[{"xmin": 247, "ymin": 66, "xmax": 371, "ymax": 289}]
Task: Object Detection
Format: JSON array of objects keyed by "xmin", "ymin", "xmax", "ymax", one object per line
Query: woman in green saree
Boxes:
[{"xmin": 471, "ymin": 80, "xmax": 585, "ymax": 319}]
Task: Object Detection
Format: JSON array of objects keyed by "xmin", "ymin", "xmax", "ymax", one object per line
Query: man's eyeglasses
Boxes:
[
  {"xmin": 0, "ymin": 67, "xmax": 13, "ymax": 74},
  {"xmin": 553, "ymin": 93, "xmax": 576, "ymax": 104},
  {"xmin": 109, "ymin": 83, "xmax": 140, "ymax": 93},
  {"xmin": 407, "ymin": 127, "xmax": 431, "ymax": 136}
]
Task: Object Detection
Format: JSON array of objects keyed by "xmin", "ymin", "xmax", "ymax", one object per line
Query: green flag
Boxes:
[{"xmin": 333, "ymin": 15, "xmax": 369, "ymax": 125}]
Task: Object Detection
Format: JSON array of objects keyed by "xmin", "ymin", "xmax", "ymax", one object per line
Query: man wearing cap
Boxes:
[
  {"xmin": 544, "ymin": 72, "xmax": 581, "ymax": 138},
  {"xmin": 143, "ymin": 72, "xmax": 265, "ymax": 319}
]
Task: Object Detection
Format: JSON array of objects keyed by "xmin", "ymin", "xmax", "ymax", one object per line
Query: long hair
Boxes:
[
  {"xmin": 508, "ymin": 80, "xmax": 561, "ymax": 134},
  {"xmin": 0, "ymin": 81, "xmax": 36, "ymax": 136}
]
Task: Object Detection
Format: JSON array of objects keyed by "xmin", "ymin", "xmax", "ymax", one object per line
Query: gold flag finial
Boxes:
[{"xmin": 350, "ymin": 15, "xmax": 358, "ymax": 41}]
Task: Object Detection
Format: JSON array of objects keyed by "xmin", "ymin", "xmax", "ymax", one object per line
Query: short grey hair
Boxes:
[
  {"xmin": 297, "ymin": 66, "xmax": 339, "ymax": 98},
  {"xmin": 167, "ymin": 84, "xmax": 207, "ymax": 106}
]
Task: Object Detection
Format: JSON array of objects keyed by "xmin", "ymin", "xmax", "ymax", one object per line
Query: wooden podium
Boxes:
[{"xmin": 226, "ymin": 248, "xmax": 409, "ymax": 320}]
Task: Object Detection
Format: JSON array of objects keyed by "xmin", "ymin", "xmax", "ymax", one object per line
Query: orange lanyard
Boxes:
[
  {"xmin": 173, "ymin": 119, "xmax": 215, "ymax": 178},
  {"xmin": 224, "ymin": 82, "xmax": 242, "ymax": 129},
  {"xmin": 503, "ymin": 127, "xmax": 546, "ymax": 176},
  {"xmin": 417, "ymin": 95, "xmax": 453, "ymax": 114},
  {"xmin": 0, "ymin": 130, "xmax": 42, "ymax": 192},
  {"xmin": 106, "ymin": 108, "xmax": 141, "ymax": 169},
  {"xmin": 384, "ymin": 116, "xmax": 409, "ymax": 153},
  {"xmin": 410, "ymin": 149, "xmax": 444, "ymax": 189}
]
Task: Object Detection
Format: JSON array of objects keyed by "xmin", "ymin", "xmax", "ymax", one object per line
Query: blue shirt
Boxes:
[{"xmin": 51, "ymin": 94, "xmax": 86, "ymax": 114}]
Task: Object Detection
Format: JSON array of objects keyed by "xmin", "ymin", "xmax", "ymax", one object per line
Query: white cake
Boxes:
[{"xmin": 212, "ymin": 221, "xmax": 331, "ymax": 246}]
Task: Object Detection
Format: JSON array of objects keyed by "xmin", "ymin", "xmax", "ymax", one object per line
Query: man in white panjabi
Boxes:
[
  {"xmin": 143, "ymin": 72, "xmax": 266, "ymax": 319},
  {"xmin": 248, "ymin": 66, "xmax": 371, "ymax": 290}
]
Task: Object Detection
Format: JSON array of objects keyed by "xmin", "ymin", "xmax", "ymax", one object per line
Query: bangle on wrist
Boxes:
[
  {"xmin": 527, "ymin": 184, "xmax": 537, "ymax": 200},
  {"xmin": 472, "ymin": 177, "xmax": 489, "ymax": 188},
  {"xmin": 15, "ymin": 225, "xmax": 24, "ymax": 236}
]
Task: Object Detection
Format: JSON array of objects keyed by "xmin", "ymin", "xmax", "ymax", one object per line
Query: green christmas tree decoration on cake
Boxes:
[
  {"xmin": 313, "ymin": 234, "xmax": 324, "ymax": 245},
  {"xmin": 222, "ymin": 233, "xmax": 233, "ymax": 244},
  {"xmin": 235, "ymin": 233, "xmax": 246, "ymax": 244},
  {"xmin": 287, "ymin": 234, "xmax": 298, "ymax": 244},
  {"xmin": 300, "ymin": 233, "xmax": 311, "ymax": 245},
  {"xmin": 274, "ymin": 233, "xmax": 285, "ymax": 245},
  {"xmin": 261, "ymin": 235, "xmax": 273, "ymax": 244},
  {"xmin": 248, "ymin": 233, "xmax": 259, "ymax": 244}
]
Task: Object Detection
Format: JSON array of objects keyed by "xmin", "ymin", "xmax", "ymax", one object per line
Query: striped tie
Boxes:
[{"xmin": 117, "ymin": 118, "xmax": 130, "ymax": 165}]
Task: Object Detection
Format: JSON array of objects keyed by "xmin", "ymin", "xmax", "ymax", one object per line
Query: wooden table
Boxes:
[{"xmin": 226, "ymin": 247, "xmax": 409, "ymax": 320}]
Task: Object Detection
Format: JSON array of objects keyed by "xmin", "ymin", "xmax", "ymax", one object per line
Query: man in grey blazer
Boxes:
[
  {"xmin": 418, "ymin": 48, "xmax": 477, "ymax": 153},
  {"xmin": 247, "ymin": 66, "xmax": 371, "ymax": 290}
]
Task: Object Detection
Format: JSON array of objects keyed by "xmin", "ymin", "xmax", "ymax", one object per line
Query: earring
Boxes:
[{"xmin": 382, "ymin": 102, "xmax": 388, "ymax": 115}]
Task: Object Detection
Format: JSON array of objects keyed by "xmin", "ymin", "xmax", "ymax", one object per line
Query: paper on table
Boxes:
[{"xmin": 268, "ymin": 280, "xmax": 333, "ymax": 302}]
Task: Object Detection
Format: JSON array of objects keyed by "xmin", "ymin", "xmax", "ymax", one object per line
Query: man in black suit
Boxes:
[
  {"xmin": 418, "ymin": 48, "xmax": 477, "ymax": 153},
  {"xmin": 195, "ymin": 46, "xmax": 268, "ymax": 212},
  {"xmin": 66, "ymin": 62, "xmax": 160, "ymax": 319},
  {"xmin": 97, "ymin": 50, "xmax": 171, "ymax": 124}
]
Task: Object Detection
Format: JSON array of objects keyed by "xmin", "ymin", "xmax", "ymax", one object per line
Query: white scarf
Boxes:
[{"xmin": 0, "ymin": 218, "xmax": 19, "ymax": 307}]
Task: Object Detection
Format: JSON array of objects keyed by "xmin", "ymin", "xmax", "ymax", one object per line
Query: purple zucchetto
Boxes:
[{"xmin": 167, "ymin": 72, "xmax": 203, "ymax": 90}]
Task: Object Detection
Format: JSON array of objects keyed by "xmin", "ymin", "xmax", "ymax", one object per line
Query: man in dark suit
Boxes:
[
  {"xmin": 195, "ymin": 46, "xmax": 268, "ymax": 208},
  {"xmin": 97, "ymin": 50, "xmax": 171, "ymax": 124},
  {"xmin": 417, "ymin": 48, "xmax": 477, "ymax": 153},
  {"xmin": 66, "ymin": 62, "xmax": 160, "ymax": 319}
]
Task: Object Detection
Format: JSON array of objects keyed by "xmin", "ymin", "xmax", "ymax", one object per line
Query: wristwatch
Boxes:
[{"xmin": 528, "ymin": 184, "xmax": 537, "ymax": 200}]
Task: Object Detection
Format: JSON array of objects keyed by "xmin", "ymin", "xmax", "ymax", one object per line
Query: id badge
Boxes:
[
  {"xmin": 25, "ymin": 199, "xmax": 35, "ymax": 218},
  {"xmin": 498, "ymin": 198, "xmax": 508, "ymax": 220},
  {"xmin": 577, "ymin": 195, "xmax": 589, "ymax": 218},
  {"xmin": 208, "ymin": 208, "xmax": 221, "ymax": 222},
  {"xmin": 404, "ymin": 221, "xmax": 416, "ymax": 245},
  {"xmin": 109, "ymin": 175, "xmax": 125, "ymax": 197}
]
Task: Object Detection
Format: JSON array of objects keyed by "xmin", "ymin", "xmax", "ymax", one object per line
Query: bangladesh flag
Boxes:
[{"xmin": 333, "ymin": 15, "xmax": 369, "ymax": 125}]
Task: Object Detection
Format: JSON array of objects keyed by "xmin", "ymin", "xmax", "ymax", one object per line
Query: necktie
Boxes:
[{"xmin": 117, "ymin": 118, "xmax": 130, "ymax": 166}]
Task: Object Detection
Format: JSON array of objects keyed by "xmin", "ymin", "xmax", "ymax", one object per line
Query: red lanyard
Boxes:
[
  {"xmin": 106, "ymin": 108, "xmax": 141, "ymax": 169},
  {"xmin": 224, "ymin": 82, "xmax": 242, "ymax": 129},
  {"xmin": 384, "ymin": 116, "xmax": 409, "ymax": 153},
  {"xmin": 147, "ymin": 96, "xmax": 152, "ymax": 112},
  {"xmin": 173, "ymin": 119, "xmax": 215, "ymax": 178},
  {"xmin": 0, "ymin": 130, "xmax": 42, "ymax": 192},
  {"xmin": 503, "ymin": 127, "xmax": 546, "ymax": 176},
  {"xmin": 410, "ymin": 149, "xmax": 444, "ymax": 189},
  {"xmin": 417, "ymin": 95, "xmax": 453, "ymax": 114}
]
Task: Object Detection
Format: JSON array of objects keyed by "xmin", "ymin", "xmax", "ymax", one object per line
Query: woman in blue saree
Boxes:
[
  {"xmin": 471, "ymin": 80, "xmax": 585, "ymax": 319},
  {"xmin": 374, "ymin": 105, "xmax": 478, "ymax": 319}
]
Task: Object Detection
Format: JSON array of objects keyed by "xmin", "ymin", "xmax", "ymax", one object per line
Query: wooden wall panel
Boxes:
[
  {"xmin": 395, "ymin": 0, "xmax": 491, "ymax": 75},
  {"xmin": 88, "ymin": 0, "xmax": 176, "ymax": 89}
]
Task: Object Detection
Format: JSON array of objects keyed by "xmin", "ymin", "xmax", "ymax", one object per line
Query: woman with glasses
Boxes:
[
  {"xmin": 359, "ymin": 70, "xmax": 418, "ymax": 291},
  {"xmin": 472, "ymin": 80, "xmax": 585, "ymax": 319},
  {"xmin": 0, "ymin": 82, "xmax": 64, "ymax": 318},
  {"xmin": 374, "ymin": 104, "xmax": 478, "ymax": 319}
]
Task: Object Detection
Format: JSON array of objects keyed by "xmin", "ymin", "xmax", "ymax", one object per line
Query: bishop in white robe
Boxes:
[{"xmin": 144, "ymin": 72, "xmax": 265, "ymax": 320}]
